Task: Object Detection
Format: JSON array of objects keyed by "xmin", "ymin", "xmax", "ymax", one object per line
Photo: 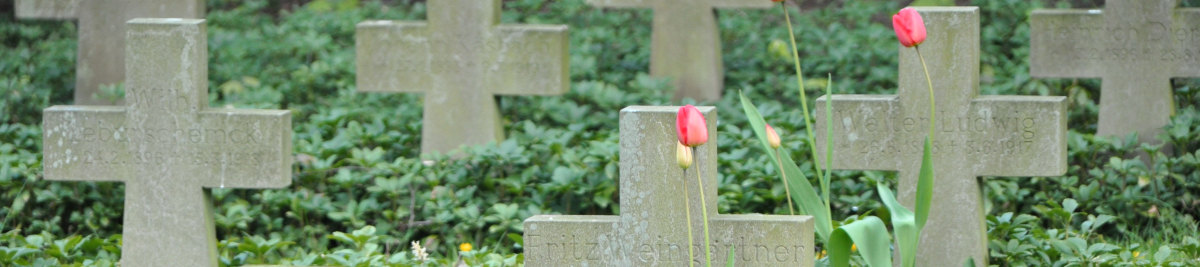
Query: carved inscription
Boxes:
[
  {"xmin": 1038, "ymin": 20, "xmax": 1200, "ymax": 62},
  {"xmin": 525, "ymin": 234, "xmax": 806, "ymax": 265},
  {"xmin": 833, "ymin": 110, "xmax": 1040, "ymax": 156}
]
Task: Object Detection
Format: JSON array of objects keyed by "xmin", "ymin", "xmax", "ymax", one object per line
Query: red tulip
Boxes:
[
  {"xmin": 892, "ymin": 7, "xmax": 926, "ymax": 48},
  {"xmin": 676, "ymin": 105, "xmax": 708, "ymax": 147},
  {"xmin": 766, "ymin": 124, "xmax": 781, "ymax": 149}
]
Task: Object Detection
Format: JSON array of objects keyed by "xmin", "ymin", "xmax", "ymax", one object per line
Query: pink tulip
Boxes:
[
  {"xmin": 676, "ymin": 105, "xmax": 708, "ymax": 147},
  {"xmin": 892, "ymin": 7, "xmax": 927, "ymax": 48}
]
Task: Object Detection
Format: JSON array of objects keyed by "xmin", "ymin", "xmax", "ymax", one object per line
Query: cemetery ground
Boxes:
[{"xmin": 2, "ymin": 0, "xmax": 1200, "ymax": 266}]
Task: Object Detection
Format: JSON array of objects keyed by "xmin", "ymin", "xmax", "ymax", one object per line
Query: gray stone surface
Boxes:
[
  {"xmin": 356, "ymin": 0, "xmax": 569, "ymax": 154},
  {"xmin": 42, "ymin": 19, "xmax": 292, "ymax": 267},
  {"xmin": 814, "ymin": 7, "xmax": 1067, "ymax": 267},
  {"xmin": 587, "ymin": 0, "xmax": 773, "ymax": 101},
  {"xmin": 524, "ymin": 106, "xmax": 814, "ymax": 266},
  {"xmin": 14, "ymin": 0, "xmax": 80, "ymax": 19},
  {"xmin": 1030, "ymin": 0, "xmax": 1200, "ymax": 144},
  {"xmin": 73, "ymin": 0, "xmax": 205, "ymax": 105}
]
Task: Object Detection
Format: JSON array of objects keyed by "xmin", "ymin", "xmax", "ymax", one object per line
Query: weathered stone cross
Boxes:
[
  {"xmin": 42, "ymin": 19, "xmax": 292, "ymax": 266},
  {"xmin": 1031, "ymin": 0, "xmax": 1200, "ymax": 144},
  {"xmin": 815, "ymin": 7, "xmax": 1067, "ymax": 266},
  {"xmin": 587, "ymin": 0, "xmax": 773, "ymax": 101},
  {"xmin": 17, "ymin": 0, "xmax": 205, "ymax": 105},
  {"xmin": 524, "ymin": 106, "xmax": 813, "ymax": 266},
  {"xmin": 355, "ymin": 0, "xmax": 569, "ymax": 154}
]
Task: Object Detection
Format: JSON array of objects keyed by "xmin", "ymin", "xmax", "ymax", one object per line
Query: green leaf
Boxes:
[
  {"xmin": 915, "ymin": 136, "xmax": 934, "ymax": 231},
  {"xmin": 878, "ymin": 183, "xmax": 918, "ymax": 267},
  {"xmin": 739, "ymin": 91, "xmax": 831, "ymax": 242},
  {"xmin": 823, "ymin": 74, "xmax": 834, "ymax": 214},
  {"xmin": 1062, "ymin": 198, "xmax": 1078, "ymax": 214},
  {"xmin": 1154, "ymin": 245, "xmax": 1172, "ymax": 262},
  {"xmin": 726, "ymin": 243, "xmax": 736, "ymax": 267},
  {"xmin": 829, "ymin": 216, "xmax": 892, "ymax": 267}
]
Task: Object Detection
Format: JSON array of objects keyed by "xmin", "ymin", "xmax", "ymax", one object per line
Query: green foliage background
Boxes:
[{"xmin": 1, "ymin": 0, "xmax": 1199, "ymax": 265}]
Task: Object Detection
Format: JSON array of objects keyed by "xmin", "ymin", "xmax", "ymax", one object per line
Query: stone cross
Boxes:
[
  {"xmin": 42, "ymin": 19, "xmax": 292, "ymax": 266},
  {"xmin": 16, "ymin": 0, "xmax": 204, "ymax": 105},
  {"xmin": 356, "ymin": 0, "xmax": 569, "ymax": 154},
  {"xmin": 814, "ymin": 7, "xmax": 1067, "ymax": 266},
  {"xmin": 524, "ymin": 106, "xmax": 813, "ymax": 266},
  {"xmin": 587, "ymin": 0, "xmax": 773, "ymax": 101},
  {"xmin": 1030, "ymin": 0, "xmax": 1200, "ymax": 144},
  {"xmin": 14, "ymin": 0, "xmax": 80, "ymax": 19}
]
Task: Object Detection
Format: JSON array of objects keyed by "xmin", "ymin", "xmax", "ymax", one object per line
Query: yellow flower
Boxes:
[
  {"xmin": 851, "ymin": 244, "xmax": 857, "ymax": 252},
  {"xmin": 459, "ymin": 242, "xmax": 473, "ymax": 252},
  {"xmin": 1133, "ymin": 251, "xmax": 1140, "ymax": 258},
  {"xmin": 676, "ymin": 142, "xmax": 693, "ymax": 169}
]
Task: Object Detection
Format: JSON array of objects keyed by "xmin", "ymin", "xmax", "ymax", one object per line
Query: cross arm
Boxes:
[
  {"xmin": 968, "ymin": 96, "xmax": 1067, "ymax": 177},
  {"xmin": 585, "ymin": 0, "xmax": 651, "ymax": 8},
  {"xmin": 814, "ymin": 95, "xmax": 903, "ymax": 171},
  {"xmin": 523, "ymin": 215, "xmax": 621, "ymax": 266},
  {"xmin": 193, "ymin": 109, "xmax": 292, "ymax": 188},
  {"xmin": 488, "ymin": 25, "xmax": 570, "ymax": 95},
  {"xmin": 710, "ymin": 0, "xmax": 773, "ymax": 9},
  {"xmin": 1029, "ymin": 9, "xmax": 1104, "ymax": 78},
  {"xmin": 42, "ymin": 106, "xmax": 131, "ymax": 182},
  {"xmin": 1176, "ymin": 8, "xmax": 1200, "ymax": 76},
  {"xmin": 355, "ymin": 21, "xmax": 431, "ymax": 93},
  {"xmin": 15, "ymin": 0, "xmax": 80, "ymax": 19}
]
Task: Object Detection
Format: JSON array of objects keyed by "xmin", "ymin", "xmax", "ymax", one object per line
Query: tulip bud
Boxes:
[
  {"xmin": 766, "ymin": 124, "xmax": 781, "ymax": 149},
  {"xmin": 676, "ymin": 142, "xmax": 693, "ymax": 169},
  {"xmin": 892, "ymin": 7, "xmax": 927, "ymax": 48},
  {"xmin": 676, "ymin": 105, "xmax": 709, "ymax": 147}
]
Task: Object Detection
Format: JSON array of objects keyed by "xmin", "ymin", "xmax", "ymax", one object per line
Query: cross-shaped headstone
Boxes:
[
  {"xmin": 355, "ymin": 0, "xmax": 569, "ymax": 154},
  {"xmin": 814, "ymin": 7, "xmax": 1067, "ymax": 266},
  {"xmin": 16, "ymin": 0, "xmax": 204, "ymax": 105},
  {"xmin": 1030, "ymin": 0, "xmax": 1200, "ymax": 144},
  {"xmin": 14, "ymin": 0, "xmax": 80, "ymax": 19},
  {"xmin": 587, "ymin": 0, "xmax": 773, "ymax": 101},
  {"xmin": 42, "ymin": 19, "xmax": 292, "ymax": 266},
  {"xmin": 524, "ymin": 106, "xmax": 813, "ymax": 266}
]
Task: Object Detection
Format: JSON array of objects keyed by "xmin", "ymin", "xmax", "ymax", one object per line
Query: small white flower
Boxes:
[{"xmin": 411, "ymin": 241, "xmax": 429, "ymax": 261}]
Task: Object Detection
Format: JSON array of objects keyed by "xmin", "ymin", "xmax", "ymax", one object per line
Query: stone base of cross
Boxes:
[
  {"xmin": 816, "ymin": 7, "xmax": 1068, "ymax": 267},
  {"xmin": 524, "ymin": 106, "xmax": 813, "ymax": 266}
]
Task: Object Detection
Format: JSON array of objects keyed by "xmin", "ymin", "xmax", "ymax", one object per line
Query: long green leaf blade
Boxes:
[
  {"xmin": 726, "ymin": 244, "xmax": 736, "ymax": 267},
  {"xmin": 915, "ymin": 136, "xmax": 934, "ymax": 231},
  {"xmin": 739, "ymin": 91, "xmax": 831, "ymax": 242},
  {"xmin": 829, "ymin": 216, "xmax": 892, "ymax": 267},
  {"xmin": 878, "ymin": 183, "xmax": 918, "ymax": 267}
]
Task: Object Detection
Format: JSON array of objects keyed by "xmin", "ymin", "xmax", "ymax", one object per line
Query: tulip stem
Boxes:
[
  {"xmin": 774, "ymin": 147, "xmax": 796, "ymax": 215},
  {"xmin": 915, "ymin": 47, "xmax": 935, "ymax": 140},
  {"xmin": 693, "ymin": 147, "xmax": 713, "ymax": 267},
  {"xmin": 778, "ymin": 2, "xmax": 825, "ymax": 184},
  {"xmin": 681, "ymin": 167, "xmax": 696, "ymax": 267}
]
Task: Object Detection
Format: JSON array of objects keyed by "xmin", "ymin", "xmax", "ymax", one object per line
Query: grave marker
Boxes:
[
  {"xmin": 14, "ymin": 0, "xmax": 80, "ymax": 19},
  {"xmin": 16, "ymin": 0, "xmax": 204, "ymax": 105},
  {"xmin": 524, "ymin": 106, "xmax": 813, "ymax": 266},
  {"xmin": 587, "ymin": 0, "xmax": 773, "ymax": 101},
  {"xmin": 814, "ymin": 7, "xmax": 1067, "ymax": 266},
  {"xmin": 356, "ymin": 0, "xmax": 569, "ymax": 154},
  {"xmin": 1030, "ymin": 0, "xmax": 1200, "ymax": 144},
  {"xmin": 42, "ymin": 19, "xmax": 292, "ymax": 266}
]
